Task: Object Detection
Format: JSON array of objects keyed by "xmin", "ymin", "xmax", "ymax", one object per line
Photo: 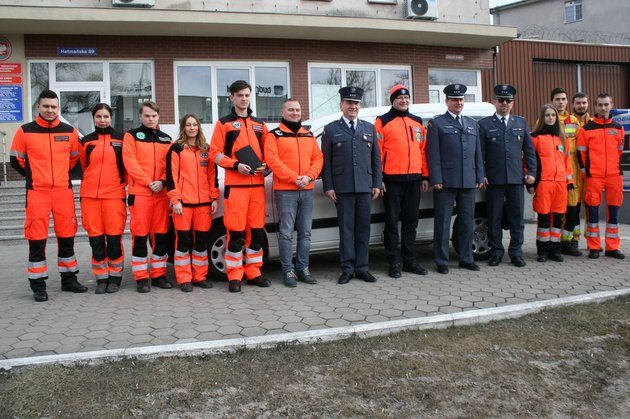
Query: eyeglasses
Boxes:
[{"xmin": 497, "ymin": 98, "xmax": 514, "ymax": 104}]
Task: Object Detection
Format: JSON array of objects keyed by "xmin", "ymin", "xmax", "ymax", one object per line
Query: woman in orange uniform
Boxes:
[
  {"xmin": 529, "ymin": 104, "xmax": 574, "ymax": 263},
  {"xmin": 79, "ymin": 103, "xmax": 127, "ymax": 293},
  {"xmin": 166, "ymin": 114, "xmax": 219, "ymax": 292}
]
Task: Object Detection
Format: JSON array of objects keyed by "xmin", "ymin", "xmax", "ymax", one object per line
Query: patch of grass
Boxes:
[{"xmin": 1, "ymin": 297, "xmax": 628, "ymax": 418}]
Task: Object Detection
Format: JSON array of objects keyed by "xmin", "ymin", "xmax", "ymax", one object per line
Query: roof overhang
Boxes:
[{"xmin": 0, "ymin": 6, "xmax": 516, "ymax": 49}]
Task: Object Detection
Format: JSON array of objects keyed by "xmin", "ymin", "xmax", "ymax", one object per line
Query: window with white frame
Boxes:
[
  {"xmin": 564, "ymin": 0, "xmax": 583, "ymax": 23},
  {"xmin": 28, "ymin": 60, "xmax": 154, "ymax": 135},
  {"xmin": 174, "ymin": 62, "xmax": 289, "ymax": 124},
  {"xmin": 308, "ymin": 63, "xmax": 411, "ymax": 119},
  {"xmin": 428, "ymin": 68, "xmax": 482, "ymax": 103}
]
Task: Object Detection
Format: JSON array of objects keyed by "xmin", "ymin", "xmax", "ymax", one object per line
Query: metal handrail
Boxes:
[{"xmin": 0, "ymin": 130, "xmax": 7, "ymax": 185}]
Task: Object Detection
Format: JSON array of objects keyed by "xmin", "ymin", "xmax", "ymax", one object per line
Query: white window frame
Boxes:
[
  {"xmin": 428, "ymin": 68, "xmax": 482, "ymax": 103},
  {"xmin": 564, "ymin": 0, "xmax": 583, "ymax": 24},
  {"xmin": 307, "ymin": 62, "xmax": 413, "ymax": 118},
  {"xmin": 173, "ymin": 61, "xmax": 291, "ymax": 124},
  {"xmin": 27, "ymin": 59, "xmax": 155, "ymax": 122}
]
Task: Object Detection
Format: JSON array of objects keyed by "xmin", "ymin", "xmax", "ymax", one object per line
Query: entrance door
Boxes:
[{"xmin": 59, "ymin": 89, "xmax": 104, "ymax": 136}]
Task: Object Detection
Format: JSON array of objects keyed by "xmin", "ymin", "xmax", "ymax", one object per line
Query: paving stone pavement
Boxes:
[{"xmin": 0, "ymin": 223, "xmax": 628, "ymax": 360}]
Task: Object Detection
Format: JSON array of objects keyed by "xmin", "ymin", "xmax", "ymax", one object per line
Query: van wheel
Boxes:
[
  {"xmin": 451, "ymin": 215, "xmax": 491, "ymax": 261},
  {"xmin": 207, "ymin": 224, "xmax": 228, "ymax": 281}
]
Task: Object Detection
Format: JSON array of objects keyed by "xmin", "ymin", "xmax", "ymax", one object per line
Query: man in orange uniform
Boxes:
[
  {"xmin": 10, "ymin": 89, "xmax": 86, "ymax": 302},
  {"xmin": 577, "ymin": 93, "xmax": 625, "ymax": 259},
  {"xmin": 551, "ymin": 87, "xmax": 583, "ymax": 256},
  {"xmin": 264, "ymin": 98, "xmax": 323, "ymax": 287},
  {"xmin": 572, "ymin": 92, "xmax": 591, "ymax": 128},
  {"xmin": 375, "ymin": 84, "xmax": 429, "ymax": 278},
  {"xmin": 122, "ymin": 101, "xmax": 173, "ymax": 293},
  {"xmin": 210, "ymin": 80, "xmax": 269, "ymax": 293}
]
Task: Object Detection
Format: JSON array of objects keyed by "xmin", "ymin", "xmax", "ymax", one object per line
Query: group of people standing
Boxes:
[{"xmin": 9, "ymin": 78, "xmax": 625, "ymax": 302}]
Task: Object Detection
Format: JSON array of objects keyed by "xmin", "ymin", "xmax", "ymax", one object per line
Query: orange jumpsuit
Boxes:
[
  {"xmin": 9, "ymin": 115, "xmax": 80, "ymax": 287},
  {"xmin": 209, "ymin": 108, "xmax": 268, "ymax": 282},
  {"xmin": 79, "ymin": 126, "xmax": 127, "ymax": 281},
  {"xmin": 166, "ymin": 143, "xmax": 219, "ymax": 284},
  {"xmin": 531, "ymin": 133, "xmax": 573, "ymax": 248},
  {"xmin": 122, "ymin": 125, "xmax": 172, "ymax": 281},
  {"xmin": 559, "ymin": 112, "xmax": 583, "ymax": 243},
  {"xmin": 577, "ymin": 116, "xmax": 625, "ymax": 251}
]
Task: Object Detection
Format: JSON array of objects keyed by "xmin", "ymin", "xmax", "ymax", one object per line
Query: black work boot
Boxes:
[
  {"xmin": 106, "ymin": 276, "xmax": 121, "ymax": 293},
  {"xmin": 29, "ymin": 278, "xmax": 48, "ymax": 302},
  {"xmin": 61, "ymin": 275, "xmax": 88, "ymax": 293},
  {"xmin": 561, "ymin": 241, "xmax": 582, "ymax": 256},
  {"xmin": 536, "ymin": 240, "xmax": 548, "ymax": 262},
  {"xmin": 95, "ymin": 279, "xmax": 108, "ymax": 294},
  {"xmin": 151, "ymin": 276, "xmax": 173, "ymax": 289},
  {"xmin": 548, "ymin": 242, "xmax": 564, "ymax": 262},
  {"xmin": 136, "ymin": 279, "xmax": 150, "ymax": 293}
]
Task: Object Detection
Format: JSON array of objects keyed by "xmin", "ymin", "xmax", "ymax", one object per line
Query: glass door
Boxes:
[{"xmin": 58, "ymin": 89, "xmax": 104, "ymax": 136}]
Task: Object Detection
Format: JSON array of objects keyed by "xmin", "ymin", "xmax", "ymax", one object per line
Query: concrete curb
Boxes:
[{"xmin": 1, "ymin": 288, "xmax": 629, "ymax": 370}]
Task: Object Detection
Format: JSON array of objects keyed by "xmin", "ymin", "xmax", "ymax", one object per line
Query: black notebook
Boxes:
[{"xmin": 235, "ymin": 145, "xmax": 263, "ymax": 172}]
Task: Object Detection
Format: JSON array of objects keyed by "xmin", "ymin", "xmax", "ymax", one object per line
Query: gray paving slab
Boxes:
[{"xmin": 0, "ymin": 223, "xmax": 629, "ymax": 360}]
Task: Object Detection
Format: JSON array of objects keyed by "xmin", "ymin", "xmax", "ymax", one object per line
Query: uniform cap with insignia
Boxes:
[
  {"xmin": 339, "ymin": 86, "xmax": 364, "ymax": 102},
  {"xmin": 443, "ymin": 83, "xmax": 467, "ymax": 99},
  {"xmin": 494, "ymin": 84, "xmax": 516, "ymax": 99},
  {"xmin": 389, "ymin": 84, "xmax": 410, "ymax": 103}
]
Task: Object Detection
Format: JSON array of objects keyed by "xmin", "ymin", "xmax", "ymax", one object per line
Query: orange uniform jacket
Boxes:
[
  {"xmin": 375, "ymin": 109, "xmax": 429, "ymax": 181},
  {"xmin": 166, "ymin": 144, "xmax": 220, "ymax": 205},
  {"xmin": 122, "ymin": 125, "xmax": 172, "ymax": 196},
  {"xmin": 576, "ymin": 116, "xmax": 624, "ymax": 178},
  {"xmin": 264, "ymin": 122, "xmax": 323, "ymax": 191},
  {"xmin": 531, "ymin": 133, "xmax": 574, "ymax": 185},
  {"xmin": 10, "ymin": 115, "xmax": 80, "ymax": 190},
  {"xmin": 209, "ymin": 108, "xmax": 268, "ymax": 187},
  {"xmin": 79, "ymin": 126, "xmax": 126, "ymax": 199}
]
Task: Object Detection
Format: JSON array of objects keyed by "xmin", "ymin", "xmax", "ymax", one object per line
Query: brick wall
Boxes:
[{"xmin": 25, "ymin": 35, "xmax": 493, "ymax": 123}]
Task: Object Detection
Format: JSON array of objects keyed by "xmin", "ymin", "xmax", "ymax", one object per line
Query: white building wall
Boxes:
[{"xmin": 0, "ymin": 0, "xmax": 491, "ymax": 24}]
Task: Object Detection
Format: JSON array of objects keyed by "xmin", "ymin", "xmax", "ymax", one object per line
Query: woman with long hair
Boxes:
[
  {"xmin": 529, "ymin": 104, "xmax": 574, "ymax": 263},
  {"xmin": 79, "ymin": 103, "xmax": 127, "ymax": 293},
  {"xmin": 166, "ymin": 114, "xmax": 219, "ymax": 291}
]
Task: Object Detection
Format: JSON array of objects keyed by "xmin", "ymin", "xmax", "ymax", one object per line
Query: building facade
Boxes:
[
  {"xmin": 492, "ymin": 0, "xmax": 630, "ymax": 45},
  {"xmin": 0, "ymin": 0, "xmax": 515, "ymax": 181}
]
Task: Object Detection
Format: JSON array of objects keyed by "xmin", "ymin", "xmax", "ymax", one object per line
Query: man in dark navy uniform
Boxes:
[
  {"xmin": 427, "ymin": 84, "xmax": 485, "ymax": 274},
  {"xmin": 479, "ymin": 84, "xmax": 536, "ymax": 267},
  {"xmin": 321, "ymin": 86, "xmax": 382, "ymax": 284}
]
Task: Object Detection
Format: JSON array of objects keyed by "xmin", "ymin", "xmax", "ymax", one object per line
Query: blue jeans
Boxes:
[{"xmin": 275, "ymin": 190, "xmax": 314, "ymax": 273}]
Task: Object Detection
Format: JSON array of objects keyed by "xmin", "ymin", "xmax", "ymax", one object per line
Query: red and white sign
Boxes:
[
  {"xmin": 0, "ymin": 76, "xmax": 22, "ymax": 85},
  {"xmin": 0, "ymin": 63, "xmax": 21, "ymax": 75},
  {"xmin": 0, "ymin": 37, "xmax": 12, "ymax": 61}
]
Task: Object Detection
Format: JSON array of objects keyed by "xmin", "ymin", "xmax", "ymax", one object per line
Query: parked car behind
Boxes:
[
  {"xmin": 611, "ymin": 109, "xmax": 630, "ymax": 190},
  {"xmin": 204, "ymin": 102, "xmax": 496, "ymax": 280}
]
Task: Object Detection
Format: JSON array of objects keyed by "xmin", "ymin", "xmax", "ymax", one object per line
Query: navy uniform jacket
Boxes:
[
  {"xmin": 321, "ymin": 118, "xmax": 382, "ymax": 194},
  {"xmin": 478, "ymin": 114, "xmax": 536, "ymax": 185},
  {"xmin": 426, "ymin": 112, "xmax": 484, "ymax": 188}
]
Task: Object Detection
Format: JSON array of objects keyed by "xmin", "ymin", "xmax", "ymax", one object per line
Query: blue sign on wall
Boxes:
[
  {"xmin": 57, "ymin": 47, "xmax": 99, "ymax": 57},
  {"xmin": 0, "ymin": 85, "xmax": 23, "ymax": 122}
]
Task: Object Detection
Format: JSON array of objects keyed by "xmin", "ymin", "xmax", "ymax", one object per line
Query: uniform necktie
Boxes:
[
  {"xmin": 349, "ymin": 120, "xmax": 355, "ymax": 134},
  {"xmin": 501, "ymin": 116, "xmax": 507, "ymax": 127},
  {"xmin": 455, "ymin": 115, "xmax": 462, "ymax": 128}
]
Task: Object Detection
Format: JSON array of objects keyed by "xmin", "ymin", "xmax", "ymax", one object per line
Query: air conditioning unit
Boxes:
[
  {"xmin": 405, "ymin": 0, "xmax": 438, "ymax": 20},
  {"xmin": 113, "ymin": 0, "xmax": 155, "ymax": 7}
]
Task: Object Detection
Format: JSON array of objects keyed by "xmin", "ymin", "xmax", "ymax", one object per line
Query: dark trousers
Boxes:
[
  {"xmin": 336, "ymin": 192, "xmax": 371, "ymax": 274},
  {"xmin": 433, "ymin": 187, "xmax": 475, "ymax": 266},
  {"xmin": 486, "ymin": 184, "xmax": 524, "ymax": 259},
  {"xmin": 383, "ymin": 180, "xmax": 422, "ymax": 266}
]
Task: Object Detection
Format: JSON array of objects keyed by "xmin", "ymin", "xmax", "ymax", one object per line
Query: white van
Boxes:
[{"xmin": 205, "ymin": 102, "xmax": 496, "ymax": 280}]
